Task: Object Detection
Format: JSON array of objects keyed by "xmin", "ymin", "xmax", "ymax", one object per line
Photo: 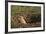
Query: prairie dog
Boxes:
[{"xmin": 11, "ymin": 16, "xmax": 27, "ymax": 24}]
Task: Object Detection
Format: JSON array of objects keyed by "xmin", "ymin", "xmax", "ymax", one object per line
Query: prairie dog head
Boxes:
[{"xmin": 18, "ymin": 16, "xmax": 27, "ymax": 24}]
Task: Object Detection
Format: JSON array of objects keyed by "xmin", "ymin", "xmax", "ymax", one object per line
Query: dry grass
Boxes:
[{"xmin": 11, "ymin": 13, "xmax": 41, "ymax": 28}]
